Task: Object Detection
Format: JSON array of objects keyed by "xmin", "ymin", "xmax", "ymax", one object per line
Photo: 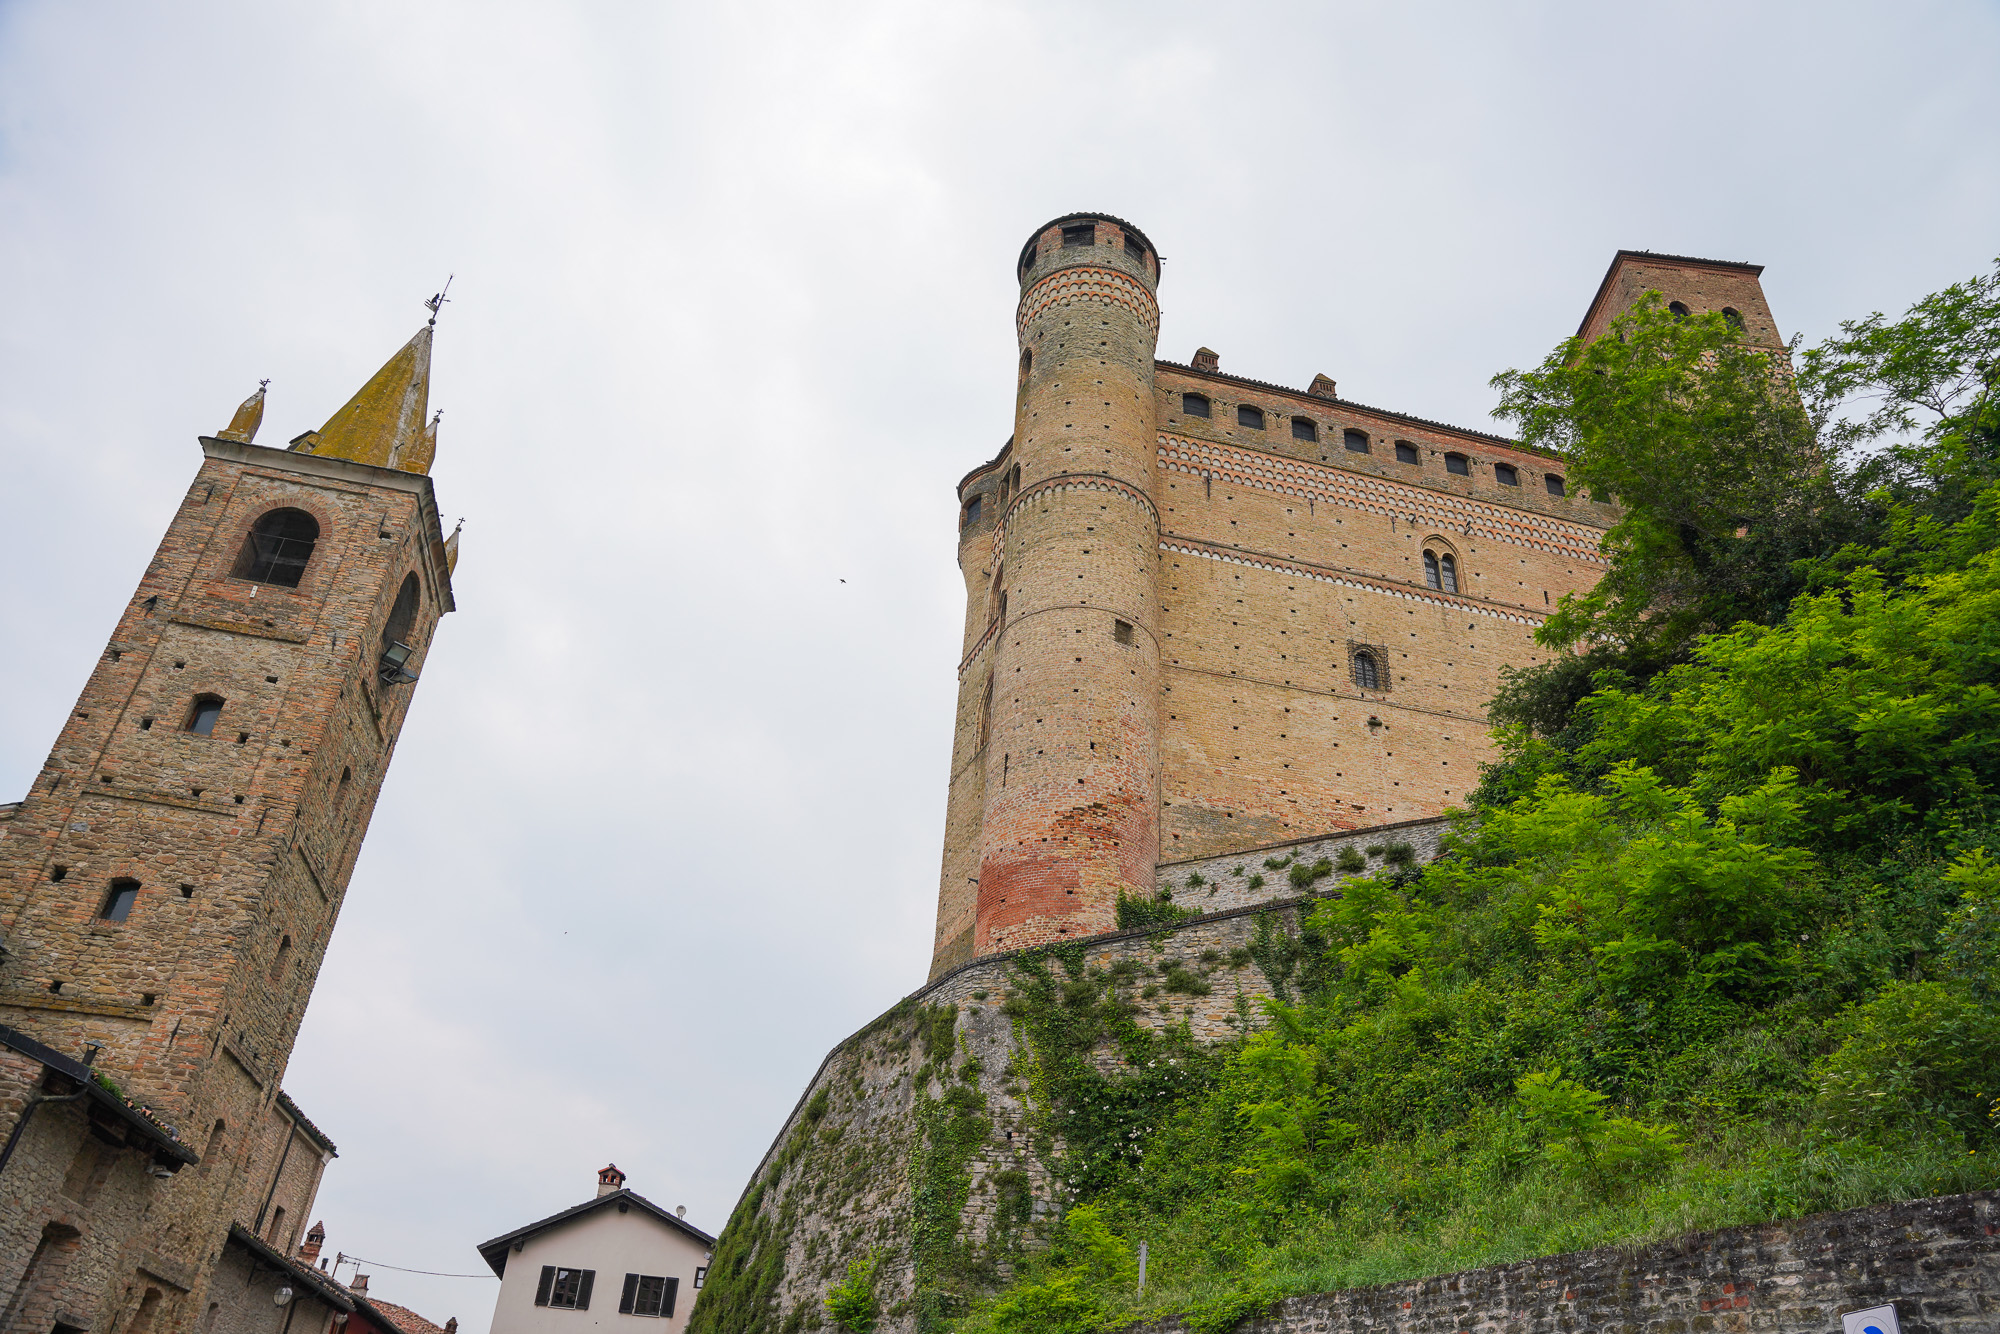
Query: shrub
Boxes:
[
  {"xmin": 1814, "ymin": 980, "xmax": 2000, "ymax": 1146},
  {"xmin": 989, "ymin": 1274, "xmax": 1101, "ymax": 1334},
  {"xmin": 823, "ymin": 1252, "xmax": 879, "ymax": 1333},
  {"xmin": 1516, "ymin": 1069, "xmax": 1681, "ymax": 1197},
  {"xmin": 1263, "ymin": 855, "xmax": 1293, "ymax": 870},
  {"xmin": 1335, "ymin": 847, "xmax": 1366, "ymax": 873},
  {"xmin": 1288, "ymin": 858, "xmax": 1334, "ymax": 890},
  {"xmin": 1117, "ymin": 891, "xmax": 1195, "ymax": 930}
]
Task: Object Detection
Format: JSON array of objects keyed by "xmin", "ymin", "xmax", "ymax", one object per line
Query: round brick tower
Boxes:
[{"xmin": 973, "ymin": 213, "xmax": 1164, "ymax": 955}]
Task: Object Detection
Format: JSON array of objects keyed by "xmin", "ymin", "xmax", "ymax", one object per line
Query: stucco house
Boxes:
[{"xmin": 477, "ymin": 1167, "xmax": 713, "ymax": 1334}]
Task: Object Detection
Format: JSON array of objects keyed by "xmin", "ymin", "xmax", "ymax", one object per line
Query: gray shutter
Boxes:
[
  {"xmin": 575, "ymin": 1270, "xmax": 595, "ymax": 1311},
  {"xmin": 535, "ymin": 1267, "xmax": 555, "ymax": 1307},
  {"xmin": 619, "ymin": 1274, "xmax": 638, "ymax": 1314},
  {"xmin": 662, "ymin": 1278, "xmax": 679, "ymax": 1318}
]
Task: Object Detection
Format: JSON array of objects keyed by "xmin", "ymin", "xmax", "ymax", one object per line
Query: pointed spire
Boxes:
[
  {"xmin": 312, "ymin": 324, "xmax": 434, "ymax": 473},
  {"xmin": 444, "ymin": 519, "xmax": 462, "ymax": 575},
  {"xmin": 216, "ymin": 379, "xmax": 270, "ymax": 443},
  {"xmin": 403, "ymin": 409, "xmax": 442, "ymax": 475}
]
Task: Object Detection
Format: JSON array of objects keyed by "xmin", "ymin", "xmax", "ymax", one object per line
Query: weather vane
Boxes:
[{"xmin": 424, "ymin": 274, "xmax": 454, "ymax": 326}]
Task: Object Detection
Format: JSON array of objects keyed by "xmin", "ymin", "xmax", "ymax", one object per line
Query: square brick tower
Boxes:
[{"xmin": 0, "ymin": 320, "xmax": 458, "ymax": 1334}]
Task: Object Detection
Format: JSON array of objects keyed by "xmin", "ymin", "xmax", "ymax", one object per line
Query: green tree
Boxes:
[{"xmin": 823, "ymin": 1251, "xmax": 880, "ymax": 1333}]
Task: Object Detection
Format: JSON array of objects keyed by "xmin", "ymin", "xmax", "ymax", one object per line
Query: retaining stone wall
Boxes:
[{"xmin": 1151, "ymin": 816, "xmax": 1450, "ymax": 914}]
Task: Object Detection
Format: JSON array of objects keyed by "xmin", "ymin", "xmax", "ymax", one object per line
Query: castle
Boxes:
[
  {"xmin": 930, "ymin": 213, "xmax": 1787, "ymax": 975},
  {"xmin": 0, "ymin": 319, "xmax": 457, "ymax": 1334},
  {"xmin": 690, "ymin": 218, "xmax": 1791, "ymax": 1333}
]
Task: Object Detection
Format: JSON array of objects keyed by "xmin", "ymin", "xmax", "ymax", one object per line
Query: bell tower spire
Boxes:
[{"xmin": 307, "ymin": 323, "xmax": 435, "ymax": 473}]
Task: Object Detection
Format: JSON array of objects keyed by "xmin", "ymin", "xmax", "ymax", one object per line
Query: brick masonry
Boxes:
[
  {"xmin": 931, "ymin": 220, "xmax": 1772, "ymax": 979},
  {"xmin": 0, "ymin": 351, "xmax": 454, "ymax": 1334},
  {"xmin": 1129, "ymin": 1190, "xmax": 2000, "ymax": 1334}
]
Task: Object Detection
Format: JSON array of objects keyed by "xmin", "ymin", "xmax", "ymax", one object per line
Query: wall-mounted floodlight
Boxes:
[
  {"xmin": 379, "ymin": 641, "xmax": 420, "ymax": 687},
  {"xmin": 274, "ymin": 1288, "xmax": 294, "ymax": 1308}
]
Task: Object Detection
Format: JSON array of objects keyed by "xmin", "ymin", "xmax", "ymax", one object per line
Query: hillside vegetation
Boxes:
[{"xmin": 926, "ymin": 265, "xmax": 2000, "ymax": 1334}]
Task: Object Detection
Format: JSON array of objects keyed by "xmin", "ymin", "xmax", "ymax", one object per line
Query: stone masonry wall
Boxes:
[
  {"xmin": 1152, "ymin": 816, "xmax": 1450, "ymax": 914},
  {"xmin": 1131, "ymin": 1190, "xmax": 2000, "ymax": 1334}
]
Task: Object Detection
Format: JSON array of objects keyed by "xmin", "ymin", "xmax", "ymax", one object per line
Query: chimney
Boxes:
[
  {"xmin": 1191, "ymin": 347, "xmax": 1219, "ymax": 373},
  {"xmin": 298, "ymin": 1221, "xmax": 326, "ymax": 1265},
  {"xmin": 446, "ymin": 1322, "xmax": 458, "ymax": 1333},
  {"xmin": 1308, "ymin": 373, "xmax": 1337, "ymax": 399},
  {"xmin": 351, "ymin": 1275, "xmax": 369, "ymax": 1296},
  {"xmin": 596, "ymin": 1164, "xmax": 626, "ymax": 1197}
]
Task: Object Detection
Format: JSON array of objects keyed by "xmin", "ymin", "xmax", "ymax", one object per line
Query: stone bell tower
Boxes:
[
  {"xmin": 934, "ymin": 214, "xmax": 1166, "ymax": 968},
  {"xmin": 0, "ymin": 317, "xmax": 459, "ymax": 1333}
]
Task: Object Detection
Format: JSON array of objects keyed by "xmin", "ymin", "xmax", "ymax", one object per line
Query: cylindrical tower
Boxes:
[{"xmin": 971, "ymin": 213, "xmax": 1164, "ymax": 956}]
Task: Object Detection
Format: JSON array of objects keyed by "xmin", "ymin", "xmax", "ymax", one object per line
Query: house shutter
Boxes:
[
  {"xmin": 575, "ymin": 1270, "xmax": 595, "ymax": 1311},
  {"xmin": 661, "ymin": 1278, "xmax": 679, "ymax": 1318},
  {"xmin": 535, "ymin": 1267, "xmax": 555, "ymax": 1307},
  {"xmin": 619, "ymin": 1274, "xmax": 639, "ymax": 1314}
]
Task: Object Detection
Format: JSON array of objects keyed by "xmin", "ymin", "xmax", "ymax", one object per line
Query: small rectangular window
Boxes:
[
  {"xmin": 1061, "ymin": 223, "xmax": 1094, "ymax": 248},
  {"xmin": 1181, "ymin": 394, "xmax": 1210, "ymax": 419},
  {"xmin": 540, "ymin": 1267, "xmax": 594, "ymax": 1310},
  {"xmin": 962, "ymin": 497, "xmax": 982, "ymax": 529},
  {"xmin": 186, "ymin": 697, "xmax": 223, "ymax": 736},
  {"xmin": 1445, "ymin": 453, "xmax": 1470, "ymax": 476},
  {"xmin": 1545, "ymin": 474, "xmax": 1566, "ymax": 497},
  {"xmin": 100, "ymin": 879, "xmax": 140, "ymax": 923},
  {"xmin": 693, "ymin": 1267, "xmax": 707, "ymax": 1290},
  {"xmin": 620, "ymin": 1275, "xmax": 676, "ymax": 1318},
  {"xmin": 1290, "ymin": 417, "xmax": 1317, "ymax": 442},
  {"xmin": 1495, "ymin": 463, "xmax": 1519, "ymax": 486},
  {"xmin": 1124, "ymin": 240, "xmax": 1146, "ymax": 267},
  {"xmin": 1343, "ymin": 429, "xmax": 1370, "ymax": 454},
  {"xmin": 1237, "ymin": 405, "xmax": 1264, "ymax": 429},
  {"xmin": 1113, "ymin": 619, "xmax": 1134, "ymax": 645},
  {"xmin": 1395, "ymin": 441, "xmax": 1419, "ymax": 465}
]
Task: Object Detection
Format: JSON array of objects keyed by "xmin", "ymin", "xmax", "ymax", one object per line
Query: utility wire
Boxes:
[{"xmin": 336, "ymin": 1253, "xmax": 496, "ymax": 1280}]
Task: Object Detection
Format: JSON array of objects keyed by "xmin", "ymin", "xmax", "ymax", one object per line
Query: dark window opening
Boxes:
[
  {"xmin": 1722, "ymin": 307, "xmax": 1745, "ymax": 330},
  {"xmin": 141, "ymin": 992, "xmax": 156, "ymax": 1006},
  {"xmin": 233, "ymin": 508, "xmax": 319, "ymax": 587},
  {"xmin": 340, "ymin": 766, "xmax": 352, "ymax": 787},
  {"xmin": 51, "ymin": 866, "xmax": 68, "ymax": 883},
  {"xmin": 1290, "ymin": 417, "xmax": 1318, "ymax": 442},
  {"xmin": 1440, "ymin": 554, "xmax": 1458, "ymax": 593},
  {"xmin": 1061, "ymin": 223, "xmax": 1095, "ymax": 248},
  {"xmin": 1018, "ymin": 347, "xmax": 1031, "ymax": 380},
  {"xmin": 1423, "ymin": 551, "xmax": 1441, "ymax": 590},
  {"xmin": 139, "ymin": 717, "xmax": 153, "ymax": 731},
  {"xmin": 1669, "ymin": 301, "xmax": 1691, "ymax": 319},
  {"xmin": 537, "ymin": 1267, "xmax": 595, "ymax": 1311},
  {"xmin": 1181, "ymin": 393, "xmax": 1209, "ymax": 418},
  {"xmin": 1113, "ymin": 619, "xmax": 1134, "ymax": 645},
  {"xmin": 235, "ymin": 732, "xmax": 249, "ymax": 745},
  {"xmin": 1495, "ymin": 462, "xmax": 1519, "ymax": 486},
  {"xmin": 1019, "ymin": 244, "xmax": 1038, "ymax": 275},
  {"xmin": 1444, "ymin": 452, "xmax": 1470, "ymax": 476},
  {"xmin": 180, "ymin": 884, "xmax": 195, "ymax": 898},
  {"xmin": 1352, "ymin": 651, "xmax": 1380, "ymax": 691},
  {"xmin": 100, "ymin": 879, "xmax": 140, "ymax": 923},
  {"xmin": 383, "ymin": 573, "xmax": 421, "ymax": 657},
  {"xmin": 268, "ymin": 935, "xmax": 291, "ymax": 982},
  {"xmin": 1343, "ymin": 429, "xmax": 1369, "ymax": 454},
  {"xmin": 962, "ymin": 497, "xmax": 982, "ymax": 529},
  {"xmin": 1124, "ymin": 239, "xmax": 1146, "ymax": 268},
  {"xmin": 619, "ymin": 1274, "xmax": 678, "ymax": 1319},
  {"xmin": 1545, "ymin": 473, "xmax": 1566, "ymax": 497},
  {"xmin": 1237, "ymin": 405, "xmax": 1265, "ymax": 429},
  {"xmin": 1395, "ymin": 441, "xmax": 1420, "ymax": 465},
  {"xmin": 186, "ymin": 696, "xmax": 223, "ymax": 736}
]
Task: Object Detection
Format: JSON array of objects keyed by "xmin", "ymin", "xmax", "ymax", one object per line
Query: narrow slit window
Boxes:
[
  {"xmin": 1343, "ymin": 429, "xmax": 1369, "ymax": 454},
  {"xmin": 1290, "ymin": 416, "xmax": 1317, "ymax": 442},
  {"xmin": 1495, "ymin": 463, "xmax": 1519, "ymax": 486},
  {"xmin": 233, "ymin": 508, "xmax": 319, "ymax": 587},
  {"xmin": 1395, "ymin": 441, "xmax": 1419, "ymax": 465},
  {"xmin": 1181, "ymin": 393, "xmax": 1210, "ymax": 419},
  {"xmin": 100, "ymin": 879, "xmax": 140, "ymax": 923},
  {"xmin": 268, "ymin": 935, "xmax": 291, "ymax": 982},
  {"xmin": 1423, "ymin": 551, "xmax": 1441, "ymax": 589},
  {"xmin": 1545, "ymin": 473, "xmax": 1566, "ymax": 497},
  {"xmin": 1440, "ymin": 554, "xmax": 1459, "ymax": 593},
  {"xmin": 1444, "ymin": 452, "xmax": 1470, "ymax": 476},
  {"xmin": 185, "ymin": 696, "xmax": 224, "ymax": 736}
]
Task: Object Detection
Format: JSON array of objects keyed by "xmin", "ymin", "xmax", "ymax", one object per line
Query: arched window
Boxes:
[
  {"xmin": 202, "ymin": 1119, "xmax": 226, "ymax": 1168},
  {"xmin": 268, "ymin": 934, "xmax": 291, "ymax": 983},
  {"xmin": 234, "ymin": 508, "xmax": 319, "ymax": 587},
  {"xmin": 383, "ymin": 573, "xmax": 420, "ymax": 655},
  {"xmin": 1495, "ymin": 462, "xmax": 1519, "ymax": 486},
  {"xmin": 1545, "ymin": 473, "xmax": 1566, "ymax": 497},
  {"xmin": 1423, "ymin": 550, "xmax": 1441, "ymax": 589},
  {"xmin": 1290, "ymin": 416, "xmax": 1318, "ymax": 442},
  {"xmin": 1669, "ymin": 301, "xmax": 1691, "ymax": 320},
  {"xmin": 1395, "ymin": 441, "xmax": 1419, "ymax": 465},
  {"xmin": 1343, "ymin": 429, "xmax": 1370, "ymax": 454},
  {"xmin": 99, "ymin": 879, "xmax": 140, "ymax": 922},
  {"xmin": 1181, "ymin": 393, "xmax": 1210, "ymax": 419},
  {"xmin": 1237, "ymin": 405, "xmax": 1265, "ymax": 429},
  {"xmin": 962, "ymin": 497, "xmax": 982, "ymax": 529},
  {"xmin": 185, "ymin": 695, "xmax": 224, "ymax": 736},
  {"xmin": 1722, "ymin": 307, "xmax": 1745, "ymax": 330},
  {"xmin": 1352, "ymin": 650, "xmax": 1380, "ymax": 691},
  {"xmin": 1444, "ymin": 452, "xmax": 1470, "ymax": 476},
  {"xmin": 1018, "ymin": 347, "xmax": 1032, "ymax": 381},
  {"xmin": 1439, "ymin": 554, "xmax": 1458, "ymax": 593}
]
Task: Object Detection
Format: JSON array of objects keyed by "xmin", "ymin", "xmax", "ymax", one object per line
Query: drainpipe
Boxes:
[{"xmin": 0, "ymin": 1078, "xmax": 89, "ymax": 1176}]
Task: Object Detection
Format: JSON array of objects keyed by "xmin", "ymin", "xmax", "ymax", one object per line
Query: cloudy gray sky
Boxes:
[{"xmin": 2, "ymin": 0, "xmax": 1995, "ymax": 1323}]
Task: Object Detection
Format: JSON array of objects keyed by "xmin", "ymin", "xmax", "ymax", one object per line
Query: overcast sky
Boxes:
[{"xmin": 2, "ymin": 0, "xmax": 1996, "ymax": 1324}]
